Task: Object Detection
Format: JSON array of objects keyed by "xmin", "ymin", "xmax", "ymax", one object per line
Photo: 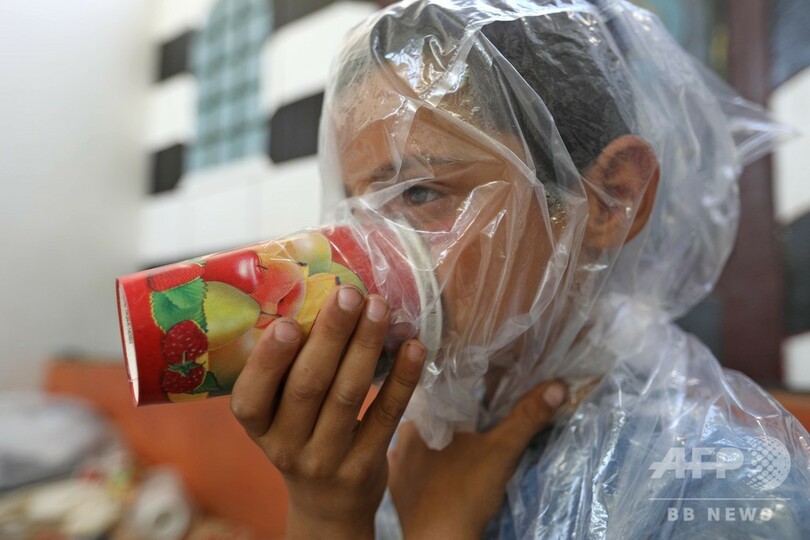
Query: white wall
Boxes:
[{"xmin": 0, "ymin": 1, "xmax": 150, "ymax": 390}]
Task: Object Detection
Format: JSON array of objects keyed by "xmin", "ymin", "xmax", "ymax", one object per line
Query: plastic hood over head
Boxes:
[
  {"xmin": 320, "ymin": 0, "xmax": 790, "ymax": 444},
  {"xmin": 321, "ymin": 1, "xmax": 810, "ymax": 536}
]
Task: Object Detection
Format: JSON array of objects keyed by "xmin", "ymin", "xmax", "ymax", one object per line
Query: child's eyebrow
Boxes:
[
  {"xmin": 370, "ymin": 155, "xmax": 464, "ymax": 182},
  {"xmin": 370, "ymin": 163, "xmax": 397, "ymax": 181}
]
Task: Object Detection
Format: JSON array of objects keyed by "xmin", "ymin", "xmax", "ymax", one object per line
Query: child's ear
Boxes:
[{"xmin": 581, "ymin": 135, "xmax": 660, "ymax": 250}]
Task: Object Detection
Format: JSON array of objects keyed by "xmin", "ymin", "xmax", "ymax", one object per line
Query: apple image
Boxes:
[
  {"xmin": 147, "ymin": 262, "xmax": 205, "ymax": 292},
  {"xmin": 323, "ymin": 227, "xmax": 376, "ymax": 292},
  {"xmin": 252, "ymin": 257, "xmax": 308, "ymax": 328},
  {"xmin": 324, "ymin": 225, "xmax": 421, "ymax": 323},
  {"xmin": 276, "ymin": 275, "xmax": 306, "ymax": 318},
  {"xmin": 204, "ymin": 249, "xmax": 263, "ymax": 294}
]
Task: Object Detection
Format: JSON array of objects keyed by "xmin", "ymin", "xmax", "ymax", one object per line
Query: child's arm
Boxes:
[{"xmin": 230, "ymin": 285, "xmax": 425, "ymax": 540}]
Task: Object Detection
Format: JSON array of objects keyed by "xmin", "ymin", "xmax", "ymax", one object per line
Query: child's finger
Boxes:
[
  {"xmin": 355, "ymin": 339, "xmax": 425, "ymax": 454},
  {"xmin": 269, "ymin": 286, "xmax": 364, "ymax": 446},
  {"xmin": 230, "ymin": 318, "xmax": 301, "ymax": 439},
  {"xmin": 310, "ymin": 295, "xmax": 390, "ymax": 457},
  {"xmin": 487, "ymin": 380, "xmax": 566, "ymax": 457}
]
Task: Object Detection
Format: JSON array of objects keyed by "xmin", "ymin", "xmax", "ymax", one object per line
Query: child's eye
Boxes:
[{"xmin": 402, "ymin": 185, "xmax": 444, "ymax": 206}]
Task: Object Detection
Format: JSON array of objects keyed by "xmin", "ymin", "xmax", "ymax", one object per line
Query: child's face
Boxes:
[{"xmin": 336, "ymin": 71, "xmax": 565, "ymax": 345}]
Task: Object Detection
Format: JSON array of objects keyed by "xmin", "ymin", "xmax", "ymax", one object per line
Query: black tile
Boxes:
[
  {"xmin": 268, "ymin": 92, "xmax": 324, "ymax": 163},
  {"xmin": 784, "ymin": 212, "xmax": 810, "ymax": 335},
  {"xmin": 151, "ymin": 144, "xmax": 186, "ymax": 194},
  {"xmin": 676, "ymin": 295, "xmax": 724, "ymax": 361},
  {"xmin": 771, "ymin": 0, "xmax": 810, "ymax": 88},
  {"xmin": 272, "ymin": 0, "xmax": 334, "ymax": 30},
  {"xmin": 157, "ymin": 31, "xmax": 195, "ymax": 82}
]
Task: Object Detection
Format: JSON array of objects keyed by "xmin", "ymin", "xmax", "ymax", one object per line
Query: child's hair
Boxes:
[
  {"xmin": 362, "ymin": 2, "xmax": 637, "ymax": 182},
  {"xmin": 476, "ymin": 13, "xmax": 635, "ymax": 175}
]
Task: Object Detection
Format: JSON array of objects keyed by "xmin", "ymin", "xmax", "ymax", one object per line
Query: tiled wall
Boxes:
[{"xmin": 142, "ymin": 0, "xmax": 378, "ymax": 264}]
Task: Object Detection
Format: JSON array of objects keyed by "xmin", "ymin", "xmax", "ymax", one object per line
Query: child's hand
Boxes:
[
  {"xmin": 230, "ymin": 286, "xmax": 426, "ymax": 540},
  {"xmin": 389, "ymin": 380, "xmax": 567, "ymax": 539}
]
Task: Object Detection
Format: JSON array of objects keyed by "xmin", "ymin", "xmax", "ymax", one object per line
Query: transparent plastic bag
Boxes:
[{"xmin": 316, "ymin": 0, "xmax": 810, "ymax": 537}]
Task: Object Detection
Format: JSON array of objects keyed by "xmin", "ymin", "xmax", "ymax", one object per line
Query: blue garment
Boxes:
[
  {"xmin": 488, "ymin": 322, "xmax": 810, "ymax": 539},
  {"xmin": 378, "ymin": 322, "xmax": 810, "ymax": 539}
]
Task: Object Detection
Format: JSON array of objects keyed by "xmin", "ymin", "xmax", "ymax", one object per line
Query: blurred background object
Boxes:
[
  {"xmin": 0, "ymin": 371, "xmax": 272, "ymax": 538},
  {"xmin": 126, "ymin": 468, "xmax": 192, "ymax": 540}
]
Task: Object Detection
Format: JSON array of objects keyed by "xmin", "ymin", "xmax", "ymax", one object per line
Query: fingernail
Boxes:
[
  {"xmin": 274, "ymin": 320, "xmax": 299, "ymax": 343},
  {"xmin": 543, "ymin": 383, "xmax": 565, "ymax": 409},
  {"xmin": 366, "ymin": 296, "xmax": 389, "ymax": 322},
  {"xmin": 405, "ymin": 341, "xmax": 425, "ymax": 363},
  {"xmin": 338, "ymin": 286, "xmax": 363, "ymax": 312}
]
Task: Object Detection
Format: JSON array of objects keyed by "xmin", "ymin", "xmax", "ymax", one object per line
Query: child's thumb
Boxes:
[{"xmin": 488, "ymin": 381, "xmax": 567, "ymax": 456}]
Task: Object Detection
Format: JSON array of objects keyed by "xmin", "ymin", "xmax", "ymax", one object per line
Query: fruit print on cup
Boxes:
[{"xmin": 116, "ymin": 225, "xmax": 441, "ymax": 406}]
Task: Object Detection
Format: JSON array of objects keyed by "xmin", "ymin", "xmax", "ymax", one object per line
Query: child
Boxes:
[{"xmin": 232, "ymin": 0, "xmax": 810, "ymax": 537}]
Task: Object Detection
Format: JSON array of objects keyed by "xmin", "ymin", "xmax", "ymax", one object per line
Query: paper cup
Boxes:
[{"xmin": 116, "ymin": 224, "xmax": 441, "ymax": 405}]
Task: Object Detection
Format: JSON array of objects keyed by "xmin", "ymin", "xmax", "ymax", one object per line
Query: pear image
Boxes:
[
  {"xmin": 258, "ymin": 232, "xmax": 333, "ymax": 275},
  {"xmin": 329, "ymin": 262, "xmax": 367, "ymax": 294},
  {"xmin": 204, "ymin": 281, "xmax": 261, "ymax": 349},
  {"xmin": 286, "ymin": 233, "xmax": 332, "ymax": 274},
  {"xmin": 208, "ymin": 330, "xmax": 257, "ymax": 392},
  {"xmin": 296, "ymin": 273, "xmax": 340, "ymax": 336}
]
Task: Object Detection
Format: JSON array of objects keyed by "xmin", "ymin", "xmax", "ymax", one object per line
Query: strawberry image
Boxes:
[
  {"xmin": 148, "ymin": 262, "xmax": 204, "ymax": 292},
  {"xmin": 161, "ymin": 360, "xmax": 206, "ymax": 394},
  {"xmin": 161, "ymin": 320, "xmax": 208, "ymax": 364}
]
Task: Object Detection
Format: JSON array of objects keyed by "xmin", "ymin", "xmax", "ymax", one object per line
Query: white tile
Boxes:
[
  {"xmin": 770, "ymin": 68, "xmax": 810, "ymax": 224},
  {"xmin": 150, "ymin": 0, "xmax": 217, "ymax": 42},
  {"xmin": 260, "ymin": 1, "xmax": 379, "ymax": 115},
  {"xmin": 260, "ymin": 157, "xmax": 323, "ymax": 238},
  {"xmin": 146, "ymin": 74, "xmax": 197, "ymax": 150},
  {"xmin": 141, "ymin": 156, "xmax": 278, "ymax": 260},
  {"xmin": 179, "ymin": 154, "xmax": 270, "ymax": 197},
  {"xmin": 784, "ymin": 332, "xmax": 810, "ymax": 391},
  {"xmin": 189, "ymin": 185, "xmax": 253, "ymax": 254},
  {"xmin": 140, "ymin": 160, "xmax": 327, "ymax": 262},
  {"xmin": 182, "ymin": 156, "xmax": 273, "ymax": 253},
  {"xmin": 139, "ymin": 192, "xmax": 195, "ymax": 263}
]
